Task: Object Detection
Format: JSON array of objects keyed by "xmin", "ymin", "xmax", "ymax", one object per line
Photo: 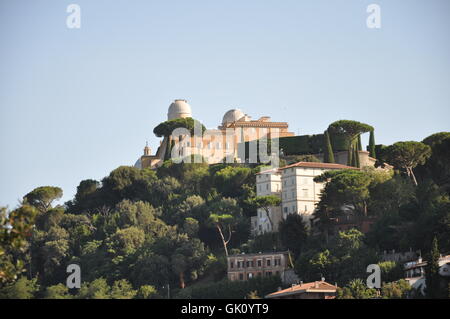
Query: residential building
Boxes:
[
  {"xmin": 251, "ymin": 168, "xmax": 282, "ymax": 235},
  {"xmin": 279, "ymin": 162, "xmax": 358, "ymax": 223},
  {"xmin": 404, "ymin": 254, "xmax": 450, "ymax": 295},
  {"xmin": 227, "ymin": 251, "xmax": 297, "ymax": 284}
]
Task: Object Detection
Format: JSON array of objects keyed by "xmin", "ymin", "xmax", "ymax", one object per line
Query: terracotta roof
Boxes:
[
  {"xmin": 266, "ymin": 281, "xmax": 337, "ymax": 299},
  {"xmin": 279, "ymin": 161, "xmax": 359, "ymax": 171}
]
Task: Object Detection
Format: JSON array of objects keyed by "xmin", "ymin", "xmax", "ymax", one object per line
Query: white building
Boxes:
[
  {"xmin": 404, "ymin": 254, "xmax": 450, "ymax": 295},
  {"xmin": 251, "ymin": 162, "xmax": 357, "ymax": 235},
  {"xmin": 251, "ymin": 168, "xmax": 282, "ymax": 235},
  {"xmin": 279, "ymin": 162, "xmax": 358, "ymax": 223}
]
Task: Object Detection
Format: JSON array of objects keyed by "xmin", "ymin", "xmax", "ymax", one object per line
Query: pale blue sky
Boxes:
[{"xmin": 1, "ymin": 0, "xmax": 449, "ymax": 208}]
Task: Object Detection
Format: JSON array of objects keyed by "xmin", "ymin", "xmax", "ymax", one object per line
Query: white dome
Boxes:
[
  {"xmin": 168, "ymin": 99, "xmax": 192, "ymax": 120},
  {"xmin": 134, "ymin": 158, "xmax": 142, "ymax": 169},
  {"xmin": 222, "ymin": 109, "xmax": 245, "ymax": 124}
]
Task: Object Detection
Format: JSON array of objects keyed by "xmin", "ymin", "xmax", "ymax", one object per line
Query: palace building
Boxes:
[{"xmin": 135, "ymin": 99, "xmax": 294, "ymax": 169}]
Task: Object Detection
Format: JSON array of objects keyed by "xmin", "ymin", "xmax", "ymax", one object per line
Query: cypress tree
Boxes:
[
  {"xmin": 347, "ymin": 146, "xmax": 353, "ymax": 166},
  {"xmin": 369, "ymin": 130, "xmax": 376, "ymax": 158},
  {"xmin": 426, "ymin": 237, "xmax": 441, "ymax": 298},
  {"xmin": 323, "ymin": 130, "xmax": 335, "ymax": 163},
  {"xmin": 355, "ymin": 136, "xmax": 361, "ymax": 168},
  {"xmin": 354, "ymin": 144, "xmax": 360, "ymax": 168}
]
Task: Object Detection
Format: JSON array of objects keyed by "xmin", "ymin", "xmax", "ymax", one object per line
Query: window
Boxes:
[
  {"xmin": 239, "ymin": 274, "xmax": 244, "ymax": 280},
  {"xmin": 284, "ymin": 207, "xmax": 288, "ymax": 213},
  {"xmin": 257, "ymin": 260, "xmax": 262, "ymax": 267},
  {"xmin": 230, "ymin": 261, "xmax": 234, "ymax": 269},
  {"xmin": 302, "ymin": 189, "xmax": 308, "ymax": 198},
  {"xmin": 266, "ymin": 259, "xmax": 271, "ymax": 267},
  {"xmin": 266, "ymin": 184, "xmax": 269, "ymax": 190},
  {"xmin": 247, "ymin": 273, "xmax": 253, "ymax": 279},
  {"xmin": 266, "ymin": 271, "xmax": 272, "ymax": 277},
  {"xmin": 292, "ymin": 191, "xmax": 295, "ymax": 198}
]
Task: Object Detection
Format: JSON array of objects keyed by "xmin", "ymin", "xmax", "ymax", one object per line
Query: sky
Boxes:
[{"xmin": 1, "ymin": 0, "xmax": 449, "ymax": 209}]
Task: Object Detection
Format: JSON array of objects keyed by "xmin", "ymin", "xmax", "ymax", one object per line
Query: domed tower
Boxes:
[
  {"xmin": 167, "ymin": 99, "xmax": 192, "ymax": 120},
  {"xmin": 222, "ymin": 109, "xmax": 245, "ymax": 125}
]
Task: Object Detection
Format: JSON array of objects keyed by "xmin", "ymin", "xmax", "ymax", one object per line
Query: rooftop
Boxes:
[
  {"xmin": 227, "ymin": 251, "xmax": 289, "ymax": 259},
  {"xmin": 266, "ymin": 281, "xmax": 338, "ymax": 299}
]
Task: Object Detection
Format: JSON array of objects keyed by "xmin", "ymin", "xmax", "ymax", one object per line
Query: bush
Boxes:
[{"xmin": 174, "ymin": 276, "xmax": 282, "ymax": 299}]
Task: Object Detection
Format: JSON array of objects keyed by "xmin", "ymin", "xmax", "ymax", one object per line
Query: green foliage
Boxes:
[
  {"xmin": 0, "ymin": 205, "xmax": 37, "ymax": 285},
  {"xmin": 278, "ymin": 214, "xmax": 308, "ymax": 257},
  {"xmin": 0, "ymin": 277, "xmax": 39, "ymax": 299},
  {"xmin": 44, "ymin": 283, "xmax": 72, "ymax": 299},
  {"xmin": 323, "ymin": 130, "xmax": 335, "ymax": 163},
  {"xmin": 381, "ymin": 279, "xmax": 412, "ymax": 299},
  {"xmin": 77, "ymin": 278, "xmax": 111, "ymax": 299},
  {"xmin": 418, "ymin": 132, "xmax": 450, "ymax": 193},
  {"xmin": 378, "ymin": 261, "xmax": 403, "ymax": 283},
  {"xmin": 5, "ymin": 128, "xmax": 449, "ymax": 299},
  {"xmin": 23, "ymin": 186, "xmax": 63, "ymax": 213},
  {"xmin": 336, "ymin": 278, "xmax": 377, "ymax": 299},
  {"xmin": 368, "ymin": 130, "xmax": 376, "ymax": 158},
  {"xmin": 245, "ymin": 232, "xmax": 283, "ymax": 254},
  {"xmin": 425, "ymin": 237, "xmax": 442, "ymax": 298},
  {"xmin": 382, "ymin": 141, "xmax": 431, "ymax": 185},
  {"xmin": 282, "ymin": 154, "xmax": 321, "ymax": 164},
  {"xmin": 213, "ymin": 166, "xmax": 253, "ymax": 198},
  {"xmin": 295, "ymin": 230, "xmax": 377, "ymax": 286},
  {"xmin": 328, "ymin": 120, "xmax": 373, "ymax": 166},
  {"xmin": 110, "ymin": 279, "xmax": 137, "ymax": 299},
  {"xmin": 174, "ymin": 276, "xmax": 282, "ymax": 299},
  {"xmin": 153, "ymin": 117, "xmax": 206, "ymax": 138},
  {"xmin": 137, "ymin": 285, "xmax": 160, "ymax": 299},
  {"xmin": 315, "ymin": 169, "xmax": 373, "ymax": 216}
]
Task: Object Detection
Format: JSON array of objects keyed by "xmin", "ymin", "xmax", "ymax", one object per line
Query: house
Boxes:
[
  {"xmin": 251, "ymin": 168, "xmax": 282, "ymax": 235},
  {"xmin": 251, "ymin": 162, "xmax": 358, "ymax": 235},
  {"xmin": 227, "ymin": 251, "xmax": 298, "ymax": 284},
  {"xmin": 265, "ymin": 280, "xmax": 338, "ymax": 299},
  {"xmin": 404, "ymin": 254, "xmax": 450, "ymax": 295}
]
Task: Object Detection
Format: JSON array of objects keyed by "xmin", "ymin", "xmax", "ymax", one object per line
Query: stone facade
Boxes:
[{"xmin": 227, "ymin": 251, "xmax": 297, "ymax": 284}]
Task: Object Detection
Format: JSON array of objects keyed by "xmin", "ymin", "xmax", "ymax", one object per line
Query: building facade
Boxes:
[
  {"xmin": 227, "ymin": 251, "xmax": 296, "ymax": 283},
  {"xmin": 136, "ymin": 100, "xmax": 294, "ymax": 169},
  {"xmin": 251, "ymin": 168, "xmax": 282, "ymax": 236},
  {"xmin": 251, "ymin": 162, "xmax": 358, "ymax": 235}
]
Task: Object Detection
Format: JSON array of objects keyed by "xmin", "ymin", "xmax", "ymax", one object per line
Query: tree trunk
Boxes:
[
  {"xmin": 216, "ymin": 224, "xmax": 229, "ymax": 257},
  {"xmin": 179, "ymin": 272, "xmax": 185, "ymax": 289},
  {"xmin": 408, "ymin": 167, "xmax": 418, "ymax": 186}
]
